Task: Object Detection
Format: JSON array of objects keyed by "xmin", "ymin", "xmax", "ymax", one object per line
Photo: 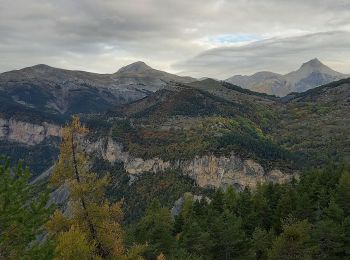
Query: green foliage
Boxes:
[
  {"xmin": 134, "ymin": 200, "xmax": 175, "ymax": 258},
  {"xmin": 0, "ymin": 138, "xmax": 60, "ymax": 178},
  {"xmin": 210, "ymin": 211, "xmax": 248, "ymax": 259},
  {"xmin": 109, "ymin": 116, "xmax": 302, "ymax": 173},
  {"xmin": 97, "ymin": 157, "xmax": 207, "ymax": 223},
  {"xmin": 54, "ymin": 226, "xmax": 94, "ymax": 260},
  {"xmin": 179, "ymin": 220, "xmax": 213, "ymax": 257},
  {"xmin": 251, "ymin": 227, "xmax": 275, "ymax": 260},
  {"xmin": 112, "ymin": 119, "xmax": 134, "ymax": 141},
  {"xmin": 268, "ymin": 220, "xmax": 313, "ymax": 260},
  {"xmin": 210, "ymin": 117, "xmax": 302, "ymax": 170},
  {"xmin": 0, "ymin": 157, "xmax": 53, "ymax": 259},
  {"xmin": 125, "ymin": 165, "xmax": 350, "ymax": 259},
  {"xmin": 335, "ymin": 170, "xmax": 350, "ymax": 215},
  {"xmin": 311, "ymin": 219, "xmax": 344, "ymax": 258}
]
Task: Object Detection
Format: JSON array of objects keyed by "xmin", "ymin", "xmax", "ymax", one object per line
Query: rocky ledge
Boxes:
[
  {"xmin": 86, "ymin": 138, "xmax": 297, "ymax": 189},
  {"xmin": 0, "ymin": 118, "xmax": 61, "ymax": 145}
]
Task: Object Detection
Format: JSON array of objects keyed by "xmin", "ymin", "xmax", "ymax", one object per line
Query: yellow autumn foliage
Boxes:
[{"xmin": 47, "ymin": 116, "xmax": 144, "ymax": 259}]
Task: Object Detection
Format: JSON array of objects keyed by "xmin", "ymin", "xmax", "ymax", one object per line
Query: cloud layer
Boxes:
[
  {"xmin": 1, "ymin": 0, "xmax": 350, "ymax": 77},
  {"xmin": 175, "ymin": 31, "xmax": 350, "ymax": 78}
]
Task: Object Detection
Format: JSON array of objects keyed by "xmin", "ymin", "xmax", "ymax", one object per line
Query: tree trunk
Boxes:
[{"xmin": 71, "ymin": 131, "xmax": 107, "ymax": 258}]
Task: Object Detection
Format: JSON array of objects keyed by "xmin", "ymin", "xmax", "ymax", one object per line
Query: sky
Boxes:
[{"xmin": 1, "ymin": 0, "xmax": 350, "ymax": 79}]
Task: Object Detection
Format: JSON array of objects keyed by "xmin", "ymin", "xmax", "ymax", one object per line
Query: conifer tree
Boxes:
[
  {"xmin": 311, "ymin": 219, "xmax": 343, "ymax": 258},
  {"xmin": 210, "ymin": 210, "xmax": 248, "ymax": 259},
  {"xmin": 251, "ymin": 227, "xmax": 275, "ymax": 260},
  {"xmin": 335, "ymin": 170, "xmax": 350, "ymax": 215},
  {"xmin": 46, "ymin": 116, "xmax": 141, "ymax": 259},
  {"xmin": 0, "ymin": 157, "xmax": 53, "ymax": 259},
  {"xmin": 134, "ymin": 200, "xmax": 175, "ymax": 258},
  {"xmin": 268, "ymin": 220, "xmax": 313, "ymax": 260}
]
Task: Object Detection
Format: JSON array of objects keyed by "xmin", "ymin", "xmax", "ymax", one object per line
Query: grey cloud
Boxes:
[
  {"xmin": 174, "ymin": 31, "xmax": 350, "ymax": 79},
  {"xmin": 0, "ymin": 0, "xmax": 349, "ymax": 75}
]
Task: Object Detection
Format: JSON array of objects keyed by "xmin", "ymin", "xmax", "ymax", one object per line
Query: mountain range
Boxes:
[
  {"xmin": 0, "ymin": 59, "xmax": 347, "ymax": 122},
  {"xmin": 226, "ymin": 58, "xmax": 348, "ymax": 96},
  {"xmin": 0, "ymin": 57, "xmax": 349, "ymax": 227},
  {"xmin": 0, "ymin": 61, "xmax": 194, "ymax": 121},
  {"xmin": 0, "ymin": 59, "xmax": 349, "ymax": 177}
]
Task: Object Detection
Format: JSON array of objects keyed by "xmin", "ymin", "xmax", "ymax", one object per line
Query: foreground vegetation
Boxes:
[{"xmin": 1, "ymin": 117, "xmax": 349, "ymax": 259}]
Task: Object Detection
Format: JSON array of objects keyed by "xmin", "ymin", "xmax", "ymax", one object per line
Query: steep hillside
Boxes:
[
  {"xmin": 0, "ymin": 62, "xmax": 194, "ymax": 177},
  {"xmin": 111, "ymin": 80, "xmax": 278, "ymax": 119},
  {"xmin": 107, "ymin": 77, "xmax": 350, "ymax": 169},
  {"xmin": 1, "ymin": 71, "xmax": 349, "ymax": 183},
  {"xmin": 4, "ymin": 76, "xmax": 348, "ymax": 226},
  {"xmin": 271, "ymin": 77, "xmax": 350, "ymax": 165},
  {"xmin": 226, "ymin": 58, "xmax": 348, "ymax": 96},
  {"xmin": 107, "ymin": 81, "xmax": 301, "ymax": 172}
]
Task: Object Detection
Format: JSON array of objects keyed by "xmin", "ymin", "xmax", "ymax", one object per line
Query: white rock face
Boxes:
[
  {"xmin": 87, "ymin": 138, "xmax": 296, "ymax": 189},
  {"xmin": 0, "ymin": 118, "xmax": 61, "ymax": 145},
  {"xmin": 171, "ymin": 192, "xmax": 211, "ymax": 217},
  {"xmin": 5, "ymin": 122, "xmax": 295, "ymax": 189}
]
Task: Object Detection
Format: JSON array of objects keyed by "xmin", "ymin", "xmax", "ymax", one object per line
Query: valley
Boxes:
[{"xmin": 1, "ymin": 61, "xmax": 349, "ymax": 259}]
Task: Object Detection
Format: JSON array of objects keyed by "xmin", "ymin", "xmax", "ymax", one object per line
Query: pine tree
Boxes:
[
  {"xmin": 342, "ymin": 217, "xmax": 350, "ymax": 257},
  {"xmin": 0, "ymin": 157, "xmax": 53, "ymax": 259},
  {"xmin": 179, "ymin": 220, "xmax": 212, "ymax": 257},
  {"xmin": 46, "ymin": 116, "xmax": 140, "ymax": 259},
  {"xmin": 223, "ymin": 186, "xmax": 238, "ymax": 213},
  {"xmin": 311, "ymin": 219, "xmax": 343, "ymax": 258},
  {"xmin": 210, "ymin": 210, "xmax": 248, "ymax": 259},
  {"xmin": 134, "ymin": 200, "xmax": 175, "ymax": 258},
  {"xmin": 335, "ymin": 169, "xmax": 350, "ymax": 215},
  {"xmin": 251, "ymin": 227, "xmax": 275, "ymax": 260},
  {"xmin": 324, "ymin": 199, "xmax": 344, "ymax": 223},
  {"xmin": 268, "ymin": 220, "xmax": 313, "ymax": 260},
  {"xmin": 211, "ymin": 189, "xmax": 224, "ymax": 213}
]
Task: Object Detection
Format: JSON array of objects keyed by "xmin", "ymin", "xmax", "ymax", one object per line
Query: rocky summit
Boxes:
[
  {"xmin": 226, "ymin": 58, "xmax": 348, "ymax": 96},
  {"xmin": 0, "ymin": 62, "xmax": 194, "ymax": 120}
]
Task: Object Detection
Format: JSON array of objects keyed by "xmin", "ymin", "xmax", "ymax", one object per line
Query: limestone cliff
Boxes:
[
  {"xmin": 86, "ymin": 138, "xmax": 296, "ymax": 189},
  {"xmin": 0, "ymin": 117, "xmax": 61, "ymax": 145}
]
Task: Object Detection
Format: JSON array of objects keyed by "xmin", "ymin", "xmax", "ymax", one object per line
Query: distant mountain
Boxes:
[
  {"xmin": 0, "ymin": 62, "xmax": 194, "ymax": 120},
  {"xmin": 226, "ymin": 58, "xmax": 348, "ymax": 96},
  {"xmin": 112, "ymin": 61, "xmax": 195, "ymax": 92}
]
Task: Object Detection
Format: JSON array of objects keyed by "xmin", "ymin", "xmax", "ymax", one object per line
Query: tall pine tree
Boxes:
[{"xmin": 0, "ymin": 157, "xmax": 53, "ymax": 259}]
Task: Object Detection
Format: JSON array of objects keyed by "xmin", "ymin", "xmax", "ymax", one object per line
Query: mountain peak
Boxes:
[
  {"xmin": 31, "ymin": 64, "xmax": 54, "ymax": 71},
  {"xmin": 117, "ymin": 61, "xmax": 153, "ymax": 74},
  {"xmin": 300, "ymin": 58, "xmax": 324, "ymax": 69}
]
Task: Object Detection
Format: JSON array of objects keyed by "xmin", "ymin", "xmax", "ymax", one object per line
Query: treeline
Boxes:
[{"xmin": 126, "ymin": 165, "xmax": 350, "ymax": 259}]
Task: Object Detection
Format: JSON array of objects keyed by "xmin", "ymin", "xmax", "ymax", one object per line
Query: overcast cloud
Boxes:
[{"xmin": 0, "ymin": 0, "xmax": 350, "ymax": 78}]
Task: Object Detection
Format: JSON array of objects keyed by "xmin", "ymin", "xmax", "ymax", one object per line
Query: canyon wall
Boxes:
[
  {"xmin": 3, "ymin": 118, "xmax": 295, "ymax": 190},
  {"xmin": 86, "ymin": 138, "xmax": 296, "ymax": 189},
  {"xmin": 0, "ymin": 118, "xmax": 61, "ymax": 145}
]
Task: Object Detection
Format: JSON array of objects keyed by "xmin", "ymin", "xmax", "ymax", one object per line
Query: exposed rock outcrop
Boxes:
[
  {"xmin": 86, "ymin": 138, "xmax": 296, "ymax": 189},
  {"xmin": 171, "ymin": 192, "xmax": 211, "ymax": 217},
  {"xmin": 0, "ymin": 118, "xmax": 61, "ymax": 145}
]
